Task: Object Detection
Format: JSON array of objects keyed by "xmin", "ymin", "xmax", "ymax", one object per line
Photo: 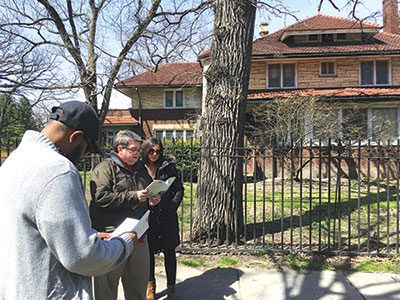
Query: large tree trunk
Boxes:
[{"xmin": 194, "ymin": 0, "xmax": 256, "ymax": 244}]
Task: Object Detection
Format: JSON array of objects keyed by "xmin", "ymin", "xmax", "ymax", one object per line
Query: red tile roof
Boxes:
[
  {"xmin": 104, "ymin": 109, "xmax": 138, "ymax": 125},
  {"xmin": 282, "ymin": 14, "xmax": 380, "ymax": 32},
  {"xmin": 200, "ymin": 15, "xmax": 400, "ymax": 59},
  {"xmin": 115, "ymin": 62, "xmax": 203, "ymax": 87},
  {"xmin": 247, "ymin": 87, "xmax": 400, "ymax": 101}
]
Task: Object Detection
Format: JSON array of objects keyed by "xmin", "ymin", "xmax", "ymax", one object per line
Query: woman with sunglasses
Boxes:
[{"xmin": 141, "ymin": 137, "xmax": 184, "ymax": 300}]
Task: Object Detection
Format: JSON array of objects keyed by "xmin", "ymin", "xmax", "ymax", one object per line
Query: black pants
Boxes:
[{"xmin": 149, "ymin": 248, "xmax": 177, "ymax": 286}]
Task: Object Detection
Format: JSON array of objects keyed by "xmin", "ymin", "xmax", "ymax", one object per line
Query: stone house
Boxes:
[
  {"xmin": 112, "ymin": 0, "xmax": 400, "ymax": 146},
  {"xmin": 114, "ymin": 62, "xmax": 202, "ymax": 140}
]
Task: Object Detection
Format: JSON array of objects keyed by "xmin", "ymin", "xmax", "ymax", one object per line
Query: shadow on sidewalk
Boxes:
[{"xmin": 156, "ymin": 267, "xmax": 243, "ymax": 300}]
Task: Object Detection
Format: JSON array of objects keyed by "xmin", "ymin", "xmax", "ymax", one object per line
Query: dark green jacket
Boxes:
[{"xmin": 89, "ymin": 151, "xmax": 153, "ymax": 232}]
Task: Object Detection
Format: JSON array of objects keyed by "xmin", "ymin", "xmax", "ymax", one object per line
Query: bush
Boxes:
[{"xmin": 163, "ymin": 138, "xmax": 200, "ymax": 182}]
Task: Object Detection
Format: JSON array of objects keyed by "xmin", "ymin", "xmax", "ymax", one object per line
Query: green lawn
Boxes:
[{"xmin": 80, "ymin": 171, "xmax": 399, "ymax": 254}]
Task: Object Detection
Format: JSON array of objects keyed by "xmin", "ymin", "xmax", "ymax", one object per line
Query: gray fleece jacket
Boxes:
[{"xmin": 0, "ymin": 130, "xmax": 134, "ymax": 299}]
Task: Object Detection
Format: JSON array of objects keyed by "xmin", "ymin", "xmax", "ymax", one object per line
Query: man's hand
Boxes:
[
  {"xmin": 136, "ymin": 189, "xmax": 149, "ymax": 202},
  {"xmin": 149, "ymin": 194, "xmax": 161, "ymax": 206},
  {"xmin": 124, "ymin": 231, "xmax": 140, "ymax": 246},
  {"xmin": 97, "ymin": 232, "xmax": 111, "ymax": 240}
]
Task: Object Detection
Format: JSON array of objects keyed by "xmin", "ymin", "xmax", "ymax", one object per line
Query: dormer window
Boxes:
[
  {"xmin": 308, "ymin": 34, "xmax": 318, "ymax": 42},
  {"xmin": 322, "ymin": 34, "xmax": 334, "ymax": 43},
  {"xmin": 336, "ymin": 33, "xmax": 347, "ymax": 41}
]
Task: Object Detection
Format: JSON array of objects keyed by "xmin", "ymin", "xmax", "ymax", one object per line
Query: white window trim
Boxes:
[
  {"xmin": 320, "ymin": 61, "xmax": 336, "ymax": 76},
  {"xmin": 164, "ymin": 90, "xmax": 185, "ymax": 109},
  {"xmin": 310, "ymin": 107, "xmax": 400, "ymax": 144},
  {"xmin": 155, "ymin": 129, "xmax": 194, "ymax": 141},
  {"xmin": 266, "ymin": 63, "xmax": 297, "ymax": 89},
  {"xmin": 359, "ymin": 59, "xmax": 391, "ymax": 86}
]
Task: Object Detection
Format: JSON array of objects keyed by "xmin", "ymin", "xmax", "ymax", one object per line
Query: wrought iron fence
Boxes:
[
  {"xmin": 2, "ymin": 137, "xmax": 399, "ymax": 255},
  {"xmin": 162, "ymin": 139, "xmax": 400, "ymax": 255}
]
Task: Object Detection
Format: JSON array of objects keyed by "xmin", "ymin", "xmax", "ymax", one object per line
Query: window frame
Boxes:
[
  {"xmin": 359, "ymin": 59, "xmax": 391, "ymax": 86},
  {"xmin": 164, "ymin": 90, "xmax": 185, "ymax": 108},
  {"xmin": 154, "ymin": 129, "xmax": 195, "ymax": 141},
  {"xmin": 320, "ymin": 61, "xmax": 336, "ymax": 76},
  {"xmin": 335, "ymin": 33, "xmax": 347, "ymax": 41},
  {"xmin": 308, "ymin": 34, "xmax": 319, "ymax": 42},
  {"xmin": 309, "ymin": 107, "xmax": 400, "ymax": 143},
  {"xmin": 267, "ymin": 63, "xmax": 297, "ymax": 89}
]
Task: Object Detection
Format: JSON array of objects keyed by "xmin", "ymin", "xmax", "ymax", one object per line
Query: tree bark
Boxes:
[{"xmin": 194, "ymin": 0, "xmax": 256, "ymax": 244}]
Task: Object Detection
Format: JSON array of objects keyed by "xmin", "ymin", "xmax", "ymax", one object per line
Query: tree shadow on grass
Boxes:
[{"xmin": 245, "ymin": 182, "xmax": 399, "ymax": 253}]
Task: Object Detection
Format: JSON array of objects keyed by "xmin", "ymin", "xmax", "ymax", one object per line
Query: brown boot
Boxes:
[
  {"xmin": 146, "ymin": 281, "xmax": 156, "ymax": 300},
  {"xmin": 166, "ymin": 285, "xmax": 175, "ymax": 300}
]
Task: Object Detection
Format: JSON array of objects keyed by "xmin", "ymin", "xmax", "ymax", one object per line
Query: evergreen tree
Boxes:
[{"xmin": 0, "ymin": 95, "xmax": 39, "ymax": 148}]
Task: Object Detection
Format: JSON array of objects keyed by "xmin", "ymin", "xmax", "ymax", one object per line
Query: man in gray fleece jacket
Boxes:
[{"xmin": 0, "ymin": 101, "xmax": 136, "ymax": 299}]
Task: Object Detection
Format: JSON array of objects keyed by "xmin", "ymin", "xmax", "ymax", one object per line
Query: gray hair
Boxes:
[{"xmin": 113, "ymin": 130, "xmax": 142, "ymax": 151}]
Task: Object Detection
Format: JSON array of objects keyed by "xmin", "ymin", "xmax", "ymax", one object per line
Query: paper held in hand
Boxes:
[
  {"xmin": 110, "ymin": 210, "xmax": 150, "ymax": 239},
  {"xmin": 146, "ymin": 176, "xmax": 176, "ymax": 197}
]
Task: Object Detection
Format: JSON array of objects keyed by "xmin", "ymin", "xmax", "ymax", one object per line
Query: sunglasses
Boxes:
[{"xmin": 149, "ymin": 149, "xmax": 162, "ymax": 155}]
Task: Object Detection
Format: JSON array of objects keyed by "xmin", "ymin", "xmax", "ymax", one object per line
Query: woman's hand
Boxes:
[{"xmin": 149, "ymin": 194, "xmax": 161, "ymax": 206}]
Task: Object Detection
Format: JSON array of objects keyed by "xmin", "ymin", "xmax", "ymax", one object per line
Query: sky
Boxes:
[
  {"xmin": 256, "ymin": 0, "xmax": 383, "ymax": 35},
  {"xmin": 108, "ymin": 0, "xmax": 385, "ymax": 109}
]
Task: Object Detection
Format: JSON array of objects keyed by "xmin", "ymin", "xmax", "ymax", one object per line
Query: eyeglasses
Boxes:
[
  {"xmin": 149, "ymin": 149, "xmax": 162, "ymax": 155},
  {"xmin": 123, "ymin": 147, "xmax": 140, "ymax": 154}
]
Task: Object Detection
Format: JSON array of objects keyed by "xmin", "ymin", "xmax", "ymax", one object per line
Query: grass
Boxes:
[
  {"xmin": 177, "ymin": 179, "xmax": 400, "ymax": 254},
  {"xmin": 175, "ymin": 253, "xmax": 400, "ymax": 273},
  {"xmin": 79, "ymin": 171, "xmax": 399, "ymax": 272},
  {"xmin": 180, "ymin": 258, "xmax": 206, "ymax": 267},
  {"xmin": 80, "ymin": 170, "xmax": 400, "ymax": 255},
  {"xmin": 219, "ymin": 256, "xmax": 239, "ymax": 267}
]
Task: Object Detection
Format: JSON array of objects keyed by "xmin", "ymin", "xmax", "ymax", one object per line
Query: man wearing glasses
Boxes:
[{"xmin": 89, "ymin": 130, "xmax": 160, "ymax": 300}]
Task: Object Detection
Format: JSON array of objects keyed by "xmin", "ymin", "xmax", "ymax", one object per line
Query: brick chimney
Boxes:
[{"xmin": 383, "ymin": 0, "xmax": 399, "ymax": 34}]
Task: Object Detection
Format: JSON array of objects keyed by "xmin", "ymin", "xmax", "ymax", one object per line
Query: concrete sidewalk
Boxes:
[{"xmin": 118, "ymin": 266, "xmax": 400, "ymax": 300}]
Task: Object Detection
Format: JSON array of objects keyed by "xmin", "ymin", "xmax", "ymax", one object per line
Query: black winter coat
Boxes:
[{"xmin": 147, "ymin": 158, "xmax": 184, "ymax": 253}]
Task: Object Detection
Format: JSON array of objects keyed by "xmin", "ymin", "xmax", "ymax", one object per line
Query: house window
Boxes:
[
  {"xmin": 164, "ymin": 91, "xmax": 184, "ymax": 108},
  {"xmin": 360, "ymin": 60, "xmax": 390, "ymax": 86},
  {"xmin": 106, "ymin": 130, "xmax": 117, "ymax": 145},
  {"xmin": 322, "ymin": 34, "xmax": 334, "ymax": 43},
  {"xmin": 154, "ymin": 129, "xmax": 194, "ymax": 141},
  {"xmin": 342, "ymin": 108, "xmax": 368, "ymax": 140},
  {"xmin": 308, "ymin": 34, "xmax": 318, "ymax": 42},
  {"xmin": 268, "ymin": 63, "xmax": 296, "ymax": 88},
  {"xmin": 320, "ymin": 62, "xmax": 336, "ymax": 76},
  {"xmin": 336, "ymin": 33, "xmax": 347, "ymax": 41},
  {"xmin": 371, "ymin": 108, "xmax": 398, "ymax": 140}
]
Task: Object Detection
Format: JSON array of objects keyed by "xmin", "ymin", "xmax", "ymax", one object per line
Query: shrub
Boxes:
[{"xmin": 163, "ymin": 138, "xmax": 200, "ymax": 182}]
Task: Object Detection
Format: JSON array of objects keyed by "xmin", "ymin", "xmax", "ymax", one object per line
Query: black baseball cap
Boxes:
[{"xmin": 49, "ymin": 101, "xmax": 104, "ymax": 156}]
